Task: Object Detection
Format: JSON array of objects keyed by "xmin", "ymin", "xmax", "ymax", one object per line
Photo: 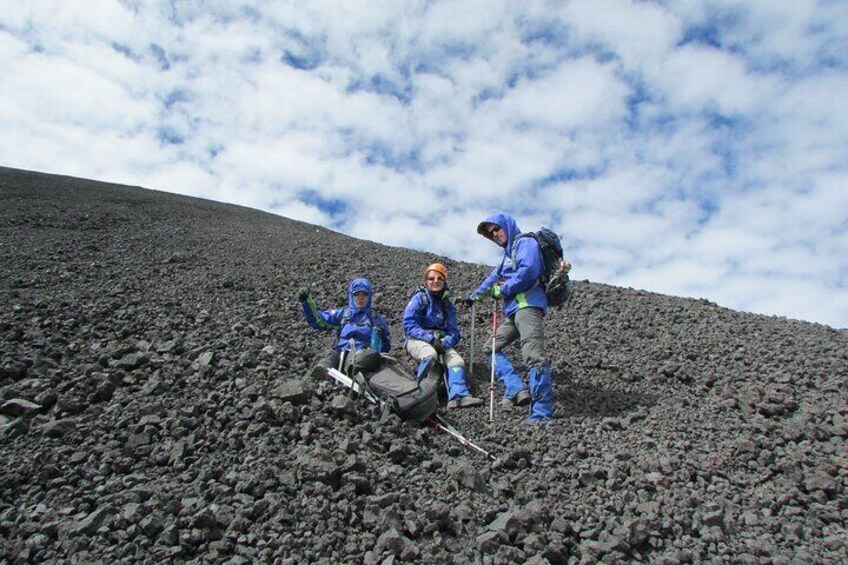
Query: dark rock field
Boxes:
[{"xmin": 1, "ymin": 166, "xmax": 846, "ymax": 564}]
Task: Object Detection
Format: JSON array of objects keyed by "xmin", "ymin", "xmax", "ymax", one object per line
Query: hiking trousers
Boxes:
[
  {"xmin": 487, "ymin": 306, "xmax": 548, "ymax": 368},
  {"xmin": 406, "ymin": 339, "xmax": 465, "ymax": 368}
]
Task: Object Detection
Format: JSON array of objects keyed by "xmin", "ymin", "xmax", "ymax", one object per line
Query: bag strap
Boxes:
[
  {"xmin": 509, "ymin": 232, "xmax": 530, "ymax": 267},
  {"xmin": 337, "ymin": 305, "xmax": 378, "ymax": 337},
  {"xmin": 509, "ymin": 232, "xmax": 543, "ymax": 288},
  {"xmin": 415, "ymin": 287, "xmax": 449, "ymax": 327}
]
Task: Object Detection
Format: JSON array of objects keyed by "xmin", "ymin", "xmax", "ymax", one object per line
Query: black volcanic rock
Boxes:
[{"xmin": 1, "ymin": 166, "xmax": 846, "ymax": 563}]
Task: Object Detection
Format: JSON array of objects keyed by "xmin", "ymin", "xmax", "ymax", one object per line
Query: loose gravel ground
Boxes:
[{"xmin": 1, "ymin": 167, "xmax": 846, "ymax": 564}]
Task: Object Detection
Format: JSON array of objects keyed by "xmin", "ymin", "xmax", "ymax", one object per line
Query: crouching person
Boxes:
[
  {"xmin": 403, "ymin": 263, "xmax": 482, "ymax": 409},
  {"xmin": 298, "ymin": 278, "xmax": 391, "ymax": 377}
]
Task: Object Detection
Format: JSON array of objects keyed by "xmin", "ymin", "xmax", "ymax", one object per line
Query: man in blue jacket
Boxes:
[
  {"xmin": 468, "ymin": 213, "xmax": 553, "ymax": 423},
  {"xmin": 403, "ymin": 263, "xmax": 483, "ymax": 409},
  {"xmin": 299, "ymin": 278, "xmax": 391, "ymax": 373}
]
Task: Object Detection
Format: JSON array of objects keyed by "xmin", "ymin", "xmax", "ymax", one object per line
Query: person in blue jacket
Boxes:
[
  {"xmin": 299, "ymin": 278, "xmax": 391, "ymax": 373},
  {"xmin": 467, "ymin": 213, "xmax": 553, "ymax": 423},
  {"xmin": 403, "ymin": 263, "xmax": 483, "ymax": 409}
]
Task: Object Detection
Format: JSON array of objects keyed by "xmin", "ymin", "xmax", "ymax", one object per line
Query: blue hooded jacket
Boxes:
[
  {"xmin": 473, "ymin": 213, "xmax": 547, "ymax": 317},
  {"xmin": 300, "ymin": 278, "xmax": 392, "ymax": 352},
  {"xmin": 402, "ymin": 284, "xmax": 461, "ymax": 350}
]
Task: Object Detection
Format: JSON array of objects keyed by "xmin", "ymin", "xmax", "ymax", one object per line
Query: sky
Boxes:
[{"xmin": 2, "ymin": 1, "xmax": 847, "ymax": 329}]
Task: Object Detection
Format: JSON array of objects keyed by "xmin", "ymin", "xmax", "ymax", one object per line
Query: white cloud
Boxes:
[
  {"xmin": 563, "ymin": 0, "xmax": 683, "ymax": 71},
  {"xmin": 1, "ymin": 0, "xmax": 847, "ymax": 328},
  {"xmin": 655, "ymin": 44, "xmax": 778, "ymax": 114},
  {"xmin": 495, "ymin": 57, "xmax": 630, "ymax": 130}
]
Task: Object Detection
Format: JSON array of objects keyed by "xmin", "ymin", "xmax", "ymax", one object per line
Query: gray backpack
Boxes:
[
  {"xmin": 344, "ymin": 349, "xmax": 438, "ymax": 423},
  {"xmin": 368, "ymin": 364, "xmax": 439, "ymax": 423}
]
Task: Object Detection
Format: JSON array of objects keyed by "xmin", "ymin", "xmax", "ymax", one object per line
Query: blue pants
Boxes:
[{"xmin": 486, "ymin": 307, "xmax": 553, "ymax": 420}]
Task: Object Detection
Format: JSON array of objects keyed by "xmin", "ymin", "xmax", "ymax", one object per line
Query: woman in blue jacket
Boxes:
[
  {"xmin": 468, "ymin": 213, "xmax": 553, "ymax": 423},
  {"xmin": 299, "ymin": 278, "xmax": 391, "ymax": 373},
  {"xmin": 404, "ymin": 263, "xmax": 482, "ymax": 409}
]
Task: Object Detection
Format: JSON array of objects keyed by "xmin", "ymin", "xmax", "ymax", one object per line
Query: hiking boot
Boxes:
[
  {"xmin": 461, "ymin": 395, "xmax": 484, "ymax": 408},
  {"xmin": 448, "ymin": 396, "xmax": 483, "ymax": 409},
  {"xmin": 500, "ymin": 389, "xmax": 531, "ymax": 411},
  {"xmin": 515, "ymin": 389, "xmax": 531, "ymax": 407}
]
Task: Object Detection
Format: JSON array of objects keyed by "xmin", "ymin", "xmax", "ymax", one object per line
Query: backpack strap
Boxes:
[
  {"xmin": 337, "ymin": 305, "xmax": 377, "ymax": 338},
  {"xmin": 415, "ymin": 286, "xmax": 450, "ymax": 322},
  {"xmin": 414, "ymin": 286, "xmax": 430, "ymax": 313},
  {"xmin": 509, "ymin": 233, "xmax": 531, "ymax": 268},
  {"xmin": 510, "ymin": 232, "xmax": 543, "ymax": 288},
  {"xmin": 337, "ymin": 306, "xmax": 351, "ymax": 338}
]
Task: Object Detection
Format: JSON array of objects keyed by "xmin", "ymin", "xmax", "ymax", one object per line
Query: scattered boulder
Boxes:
[
  {"xmin": 0, "ymin": 398, "xmax": 41, "ymax": 417},
  {"xmin": 0, "ymin": 167, "xmax": 845, "ymax": 564}
]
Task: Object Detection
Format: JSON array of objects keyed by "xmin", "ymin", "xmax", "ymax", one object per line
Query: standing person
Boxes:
[
  {"xmin": 298, "ymin": 278, "xmax": 391, "ymax": 374},
  {"xmin": 403, "ymin": 263, "xmax": 483, "ymax": 409},
  {"xmin": 466, "ymin": 213, "xmax": 553, "ymax": 423}
]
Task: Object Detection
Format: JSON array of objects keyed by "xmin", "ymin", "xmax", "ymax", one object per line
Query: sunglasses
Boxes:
[
  {"xmin": 486, "ymin": 226, "xmax": 502, "ymax": 237},
  {"xmin": 353, "ymin": 291, "xmax": 368, "ymax": 297},
  {"xmin": 426, "ymin": 275, "xmax": 445, "ymax": 282}
]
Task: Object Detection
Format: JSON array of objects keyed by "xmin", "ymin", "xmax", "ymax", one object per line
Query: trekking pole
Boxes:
[
  {"xmin": 439, "ymin": 353, "xmax": 450, "ymax": 407},
  {"xmin": 345, "ymin": 338, "xmax": 356, "ymax": 373},
  {"xmin": 489, "ymin": 300, "xmax": 498, "ymax": 423},
  {"xmin": 469, "ymin": 301, "xmax": 475, "ymax": 382},
  {"xmin": 427, "ymin": 414, "xmax": 495, "ymax": 460}
]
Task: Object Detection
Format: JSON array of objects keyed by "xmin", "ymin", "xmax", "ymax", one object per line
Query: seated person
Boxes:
[
  {"xmin": 403, "ymin": 263, "xmax": 482, "ymax": 409},
  {"xmin": 299, "ymin": 278, "xmax": 390, "ymax": 375}
]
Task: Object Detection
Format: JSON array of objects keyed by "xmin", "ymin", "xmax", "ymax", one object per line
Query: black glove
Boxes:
[
  {"xmin": 375, "ymin": 326, "xmax": 387, "ymax": 340},
  {"xmin": 298, "ymin": 288, "xmax": 310, "ymax": 301},
  {"xmin": 430, "ymin": 336, "xmax": 445, "ymax": 355},
  {"xmin": 461, "ymin": 293, "xmax": 482, "ymax": 307}
]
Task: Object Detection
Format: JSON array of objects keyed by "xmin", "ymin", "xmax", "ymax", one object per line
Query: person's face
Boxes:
[
  {"xmin": 425, "ymin": 271, "xmax": 445, "ymax": 293},
  {"xmin": 353, "ymin": 291, "xmax": 369, "ymax": 308},
  {"xmin": 486, "ymin": 224, "xmax": 507, "ymax": 247}
]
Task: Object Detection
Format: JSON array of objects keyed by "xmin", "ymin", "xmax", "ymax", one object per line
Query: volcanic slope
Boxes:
[{"xmin": 1, "ymin": 166, "xmax": 846, "ymax": 564}]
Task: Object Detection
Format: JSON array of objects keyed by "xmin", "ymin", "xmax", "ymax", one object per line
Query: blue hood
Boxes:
[
  {"xmin": 348, "ymin": 278, "xmax": 373, "ymax": 312},
  {"xmin": 477, "ymin": 212, "xmax": 522, "ymax": 252}
]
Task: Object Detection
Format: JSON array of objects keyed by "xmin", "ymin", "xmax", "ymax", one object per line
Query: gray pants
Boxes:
[
  {"xmin": 487, "ymin": 307, "xmax": 548, "ymax": 368},
  {"xmin": 406, "ymin": 339, "xmax": 465, "ymax": 368}
]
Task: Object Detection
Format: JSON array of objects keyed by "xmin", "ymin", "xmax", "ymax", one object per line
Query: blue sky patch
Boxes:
[
  {"xmin": 345, "ymin": 74, "xmax": 413, "ymax": 104},
  {"xmin": 149, "ymin": 44, "xmax": 170, "ymax": 71},
  {"xmin": 680, "ymin": 25, "xmax": 723, "ymax": 49},
  {"xmin": 164, "ymin": 89, "xmax": 188, "ymax": 109},
  {"xmin": 111, "ymin": 42, "xmax": 138, "ymax": 60},
  {"xmin": 281, "ymin": 30, "xmax": 326, "ymax": 71},
  {"xmin": 299, "ymin": 189, "xmax": 347, "ymax": 217},
  {"xmin": 156, "ymin": 127, "xmax": 184, "ymax": 146},
  {"xmin": 361, "ymin": 142, "xmax": 422, "ymax": 173},
  {"xmin": 283, "ymin": 50, "xmax": 320, "ymax": 70}
]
